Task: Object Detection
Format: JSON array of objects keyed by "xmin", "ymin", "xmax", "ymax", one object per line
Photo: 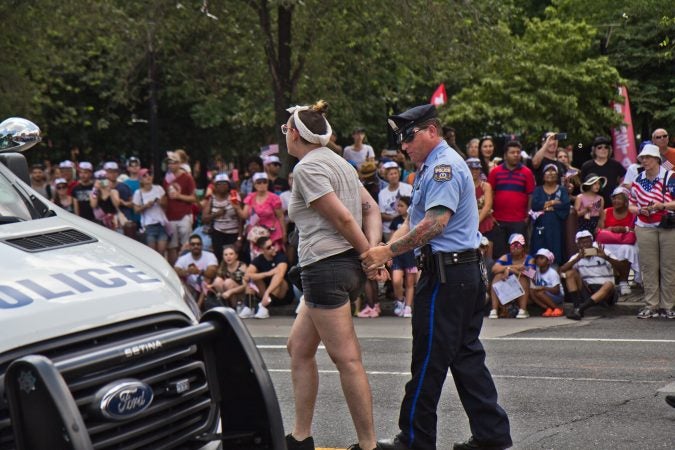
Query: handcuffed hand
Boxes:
[{"xmin": 360, "ymin": 245, "xmax": 393, "ymax": 271}]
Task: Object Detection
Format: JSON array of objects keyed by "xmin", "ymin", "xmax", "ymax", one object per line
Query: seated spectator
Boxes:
[
  {"xmin": 489, "ymin": 233, "xmax": 535, "ymax": 319},
  {"xmin": 596, "ymin": 186, "xmax": 637, "ymax": 295},
  {"xmin": 211, "ymin": 245, "xmax": 247, "ymax": 309},
  {"xmin": 575, "ymin": 173, "xmax": 605, "ymax": 235},
  {"xmin": 530, "ymin": 164, "xmax": 570, "ymax": 265},
  {"xmin": 559, "ymin": 230, "xmax": 622, "ymax": 320},
  {"xmin": 174, "ymin": 234, "xmax": 218, "ymax": 299},
  {"xmin": 197, "ymin": 266, "xmax": 220, "ymax": 311},
  {"xmin": 530, "ymin": 249, "xmax": 564, "ymax": 317},
  {"xmin": 240, "ymin": 236, "xmax": 294, "ymax": 319}
]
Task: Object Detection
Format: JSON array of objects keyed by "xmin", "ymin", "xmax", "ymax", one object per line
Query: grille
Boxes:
[
  {"xmin": 2, "ymin": 228, "xmax": 97, "ymax": 252},
  {"xmin": 0, "ymin": 314, "xmax": 217, "ymax": 450}
]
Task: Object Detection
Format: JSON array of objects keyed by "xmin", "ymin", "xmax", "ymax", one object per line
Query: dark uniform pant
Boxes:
[{"xmin": 397, "ymin": 261, "xmax": 511, "ymax": 450}]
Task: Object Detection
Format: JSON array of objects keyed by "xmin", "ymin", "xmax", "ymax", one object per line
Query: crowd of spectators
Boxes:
[{"xmin": 31, "ymin": 126, "xmax": 675, "ymax": 320}]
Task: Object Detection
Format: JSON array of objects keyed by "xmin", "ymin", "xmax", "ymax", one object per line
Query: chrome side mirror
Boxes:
[{"xmin": 0, "ymin": 117, "xmax": 41, "ymax": 153}]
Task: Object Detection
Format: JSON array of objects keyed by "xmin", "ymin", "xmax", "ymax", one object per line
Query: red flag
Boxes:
[
  {"xmin": 430, "ymin": 83, "xmax": 447, "ymax": 106},
  {"xmin": 611, "ymin": 86, "xmax": 637, "ymax": 168}
]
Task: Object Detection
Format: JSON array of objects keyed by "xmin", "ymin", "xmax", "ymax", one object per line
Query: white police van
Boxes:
[{"xmin": 0, "ymin": 118, "xmax": 284, "ymax": 450}]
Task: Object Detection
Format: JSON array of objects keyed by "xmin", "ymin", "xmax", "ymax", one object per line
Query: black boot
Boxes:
[{"xmin": 568, "ymin": 299, "xmax": 595, "ymax": 321}]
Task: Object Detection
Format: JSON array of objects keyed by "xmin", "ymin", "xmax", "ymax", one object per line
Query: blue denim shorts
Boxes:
[
  {"xmin": 144, "ymin": 223, "xmax": 168, "ymax": 245},
  {"xmin": 300, "ymin": 249, "xmax": 365, "ymax": 309}
]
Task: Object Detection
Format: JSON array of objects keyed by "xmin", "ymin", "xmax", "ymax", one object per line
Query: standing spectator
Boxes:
[
  {"xmin": 488, "ymin": 140, "xmax": 536, "ymax": 258},
  {"xmin": 629, "ymin": 144, "xmax": 675, "ymax": 319},
  {"xmin": 343, "ymin": 127, "xmax": 375, "ymax": 168},
  {"xmin": 237, "ymin": 172, "xmax": 286, "ymax": 252},
  {"xmin": 466, "ymin": 138, "xmax": 480, "ymax": 158},
  {"xmin": 202, "ymin": 173, "xmax": 242, "ymax": 264},
  {"xmin": 530, "ymin": 132, "xmax": 566, "ymax": 185},
  {"xmin": 52, "ymin": 178, "xmax": 79, "ymax": 215},
  {"xmin": 596, "ymin": 186, "xmax": 637, "ymax": 295},
  {"xmin": 328, "ymin": 132, "xmax": 343, "ymax": 155},
  {"xmin": 263, "ymin": 155, "xmax": 290, "ymax": 194},
  {"xmin": 467, "ymin": 157, "xmax": 495, "ymax": 255},
  {"xmin": 30, "ymin": 164, "xmax": 52, "ymax": 199},
  {"xmin": 71, "ymin": 162, "xmax": 96, "ymax": 222},
  {"xmin": 443, "ymin": 126, "xmax": 465, "ymax": 158},
  {"xmin": 378, "ymin": 161, "xmax": 413, "ymax": 241},
  {"xmin": 90, "ymin": 175, "xmax": 122, "ymax": 231},
  {"xmin": 651, "ymin": 128, "xmax": 675, "ymax": 169},
  {"xmin": 530, "ymin": 164, "xmax": 570, "ymax": 265},
  {"xmin": 239, "ymin": 156, "xmax": 263, "ymax": 197},
  {"xmin": 284, "ymin": 101, "xmax": 383, "ymax": 450},
  {"xmin": 560, "ymin": 230, "xmax": 622, "ymax": 320},
  {"xmin": 557, "ymin": 147, "xmax": 580, "ymax": 180},
  {"xmin": 580, "ymin": 136, "xmax": 626, "ymax": 205},
  {"xmin": 59, "ymin": 160, "xmax": 78, "ymax": 194},
  {"xmin": 174, "ymin": 234, "xmax": 218, "ymax": 298},
  {"xmin": 123, "ymin": 156, "xmax": 142, "ymax": 227},
  {"xmin": 489, "ymin": 233, "xmax": 534, "ymax": 319},
  {"xmin": 389, "ymin": 196, "xmax": 416, "ymax": 318},
  {"xmin": 164, "ymin": 151, "xmax": 197, "ymax": 266},
  {"xmin": 132, "ymin": 168, "xmax": 168, "ymax": 255},
  {"xmin": 478, "ymin": 136, "xmax": 500, "ymax": 177},
  {"xmin": 530, "ymin": 248, "xmax": 564, "ymax": 317},
  {"xmin": 575, "ymin": 173, "xmax": 605, "ymax": 235},
  {"xmin": 104, "ymin": 161, "xmax": 134, "ymax": 224}
]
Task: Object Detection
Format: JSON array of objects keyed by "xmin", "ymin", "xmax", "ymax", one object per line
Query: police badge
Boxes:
[{"xmin": 433, "ymin": 164, "xmax": 452, "ymax": 182}]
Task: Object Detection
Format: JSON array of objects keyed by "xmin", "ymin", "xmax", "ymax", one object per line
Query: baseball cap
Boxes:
[
  {"xmin": 54, "ymin": 178, "xmax": 67, "ymax": 186},
  {"xmin": 138, "ymin": 168, "xmax": 150, "ymax": 178},
  {"xmin": 388, "ymin": 104, "xmax": 438, "ymax": 144},
  {"xmin": 94, "ymin": 170, "xmax": 107, "ymax": 180},
  {"xmin": 465, "ymin": 157, "xmax": 482, "ymax": 169},
  {"xmin": 508, "ymin": 233, "xmax": 526, "ymax": 246},
  {"xmin": 535, "ymin": 248, "xmax": 555, "ymax": 263},
  {"xmin": 59, "ymin": 160, "xmax": 74, "ymax": 168},
  {"xmin": 382, "ymin": 161, "xmax": 399, "ymax": 170},
  {"xmin": 263, "ymin": 155, "xmax": 281, "ymax": 166},
  {"xmin": 166, "ymin": 151, "xmax": 179, "ymax": 162},
  {"xmin": 78, "ymin": 161, "xmax": 93, "ymax": 171},
  {"xmin": 542, "ymin": 163, "xmax": 559, "ymax": 173},
  {"xmin": 575, "ymin": 230, "xmax": 593, "ymax": 241},
  {"xmin": 591, "ymin": 136, "xmax": 612, "ymax": 147},
  {"xmin": 252, "ymin": 172, "xmax": 268, "ymax": 183},
  {"xmin": 103, "ymin": 161, "xmax": 119, "ymax": 171},
  {"xmin": 611, "ymin": 186, "xmax": 630, "ymax": 198},
  {"xmin": 214, "ymin": 173, "xmax": 230, "ymax": 184},
  {"xmin": 127, "ymin": 156, "xmax": 140, "ymax": 165}
]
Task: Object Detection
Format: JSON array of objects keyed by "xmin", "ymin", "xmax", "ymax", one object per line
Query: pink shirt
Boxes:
[{"xmin": 244, "ymin": 192, "xmax": 283, "ymax": 244}]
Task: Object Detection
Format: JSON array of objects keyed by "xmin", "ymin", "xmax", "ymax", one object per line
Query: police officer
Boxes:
[{"xmin": 362, "ymin": 105, "xmax": 512, "ymax": 450}]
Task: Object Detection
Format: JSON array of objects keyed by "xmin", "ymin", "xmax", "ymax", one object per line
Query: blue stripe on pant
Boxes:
[{"xmin": 398, "ymin": 262, "xmax": 511, "ymax": 450}]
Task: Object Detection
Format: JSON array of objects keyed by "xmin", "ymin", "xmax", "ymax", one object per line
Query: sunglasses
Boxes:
[
  {"xmin": 595, "ymin": 144, "xmax": 610, "ymax": 149},
  {"xmin": 56, "ymin": 185, "xmax": 68, "ymax": 189},
  {"xmin": 654, "ymin": 134, "xmax": 668, "ymax": 139},
  {"xmin": 509, "ymin": 242, "xmax": 524, "ymax": 247},
  {"xmin": 401, "ymin": 127, "xmax": 427, "ymax": 144},
  {"xmin": 263, "ymin": 245, "xmax": 274, "ymax": 250},
  {"xmin": 189, "ymin": 242, "xmax": 202, "ymax": 246},
  {"xmin": 255, "ymin": 180, "xmax": 268, "ymax": 184}
]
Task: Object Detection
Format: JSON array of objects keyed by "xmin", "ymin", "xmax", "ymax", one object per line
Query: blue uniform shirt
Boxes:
[{"xmin": 409, "ymin": 140, "xmax": 481, "ymax": 254}]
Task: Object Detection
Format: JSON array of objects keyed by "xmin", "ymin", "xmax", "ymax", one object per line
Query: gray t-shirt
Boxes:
[{"xmin": 289, "ymin": 147, "xmax": 363, "ymax": 266}]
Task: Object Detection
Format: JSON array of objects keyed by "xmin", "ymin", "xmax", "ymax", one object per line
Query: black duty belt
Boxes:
[{"xmin": 439, "ymin": 249, "xmax": 481, "ymax": 265}]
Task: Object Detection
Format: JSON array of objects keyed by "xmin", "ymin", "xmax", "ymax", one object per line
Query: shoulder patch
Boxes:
[{"xmin": 433, "ymin": 164, "xmax": 452, "ymax": 182}]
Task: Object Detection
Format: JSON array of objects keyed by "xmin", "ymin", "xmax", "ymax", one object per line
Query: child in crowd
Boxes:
[
  {"xmin": 575, "ymin": 173, "xmax": 605, "ymax": 235},
  {"xmin": 389, "ymin": 197, "xmax": 416, "ymax": 318},
  {"xmin": 530, "ymin": 248, "xmax": 564, "ymax": 317},
  {"xmin": 197, "ymin": 266, "xmax": 220, "ymax": 311}
]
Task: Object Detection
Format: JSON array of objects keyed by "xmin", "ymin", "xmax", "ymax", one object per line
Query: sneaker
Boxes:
[
  {"xmin": 402, "ymin": 305, "xmax": 413, "ymax": 318},
  {"xmin": 254, "ymin": 304, "xmax": 270, "ymax": 319},
  {"xmin": 488, "ymin": 309, "xmax": 498, "ymax": 319},
  {"xmin": 374, "ymin": 302, "xmax": 382, "ymax": 314},
  {"xmin": 567, "ymin": 307, "xmax": 583, "ymax": 321},
  {"xmin": 235, "ymin": 302, "xmax": 244, "ymax": 315},
  {"xmin": 619, "ymin": 283, "xmax": 631, "ymax": 296},
  {"xmin": 637, "ymin": 307, "xmax": 659, "ymax": 319},
  {"xmin": 542, "ymin": 308, "xmax": 553, "ymax": 317},
  {"xmin": 550, "ymin": 308, "xmax": 564, "ymax": 317},
  {"xmin": 357, "ymin": 306, "xmax": 379, "ymax": 318},
  {"xmin": 238, "ymin": 306, "xmax": 254, "ymax": 319},
  {"xmin": 393, "ymin": 300, "xmax": 404, "ymax": 316},
  {"xmin": 516, "ymin": 308, "xmax": 530, "ymax": 319},
  {"xmin": 285, "ymin": 433, "xmax": 314, "ymax": 450},
  {"xmin": 663, "ymin": 309, "xmax": 675, "ymax": 319}
]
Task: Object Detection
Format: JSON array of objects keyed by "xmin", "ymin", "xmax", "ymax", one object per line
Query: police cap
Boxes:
[{"xmin": 388, "ymin": 104, "xmax": 437, "ymax": 144}]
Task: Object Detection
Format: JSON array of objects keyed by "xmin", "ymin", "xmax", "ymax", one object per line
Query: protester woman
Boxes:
[
  {"xmin": 202, "ymin": 173, "xmax": 242, "ymax": 264},
  {"xmin": 236, "ymin": 171, "xmax": 285, "ymax": 252},
  {"xmin": 467, "ymin": 157, "xmax": 495, "ymax": 257},
  {"xmin": 283, "ymin": 100, "xmax": 383, "ymax": 450},
  {"xmin": 52, "ymin": 177, "xmax": 79, "ymax": 215},
  {"xmin": 132, "ymin": 169, "xmax": 168, "ymax": 254},
  {"xmin": 530, "ymin": 164, "xmax": 570, "ymax": 265},
  {"xmin": 629, "ymin": 144, "xmax": 675, "ymax": 319},
  {"xmin": 597, "ymin": 186, "xmax": 637, "ymax": 295}
]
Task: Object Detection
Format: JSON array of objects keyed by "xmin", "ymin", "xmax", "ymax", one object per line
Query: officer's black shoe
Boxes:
[
  {"xmin": 453, "ymin": 436, "xmax": 511, "ymax": 450},
  {"xmin": 567, "ymin": 307, "xmax": 583, "ymax": 320},
  {"xmin": 377, "ymin": 435, "xmax": 411, "ymax": 450},
  {"xmin": 666, "ymin": 395, "xmax": 675, "ymax": 408},
  {"xmin": 286, "ymin": 433, "xmax": 315, "ymax": 450}
]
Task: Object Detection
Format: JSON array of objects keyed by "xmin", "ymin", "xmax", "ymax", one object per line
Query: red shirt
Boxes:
[
  {"xmin": 164, "ymin": 172, "xmax": 196, "ymax": 221},
  {"xmin": 488, "ymin": 163, "xmax": 535, "ymax": 222}
]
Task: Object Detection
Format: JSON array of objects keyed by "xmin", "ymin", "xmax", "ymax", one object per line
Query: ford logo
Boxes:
[{"xmin": 95, "ymin": 379, "xmax": 154, "ymax": 420}]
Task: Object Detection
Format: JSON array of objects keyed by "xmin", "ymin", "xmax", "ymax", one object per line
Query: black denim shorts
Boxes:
[{"xmin": 300, "ymin": 249, "xmax": 365, "ymax": 309}]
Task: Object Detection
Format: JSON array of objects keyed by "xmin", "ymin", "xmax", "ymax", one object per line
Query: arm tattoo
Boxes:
[
  {"xmin": 362, "ymin": 201, "xmax": 372, "ymax": 211},
  {"xmin": 390, "ymin": 206, "xmax": 451, "ymax": 255}
]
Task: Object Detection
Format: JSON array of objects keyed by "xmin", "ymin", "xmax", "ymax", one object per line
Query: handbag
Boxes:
[
  {"xmin": 596, "ymin": 229, "xmax": 637, "ymax": 245},
  {"xmin": 658, "ymin": 171, "xmax": 675, "ymax": 229}
]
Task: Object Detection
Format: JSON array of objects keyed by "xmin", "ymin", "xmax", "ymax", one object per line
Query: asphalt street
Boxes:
[{"xmin": 246, "ymin": 313, "xmax": 675, "ymax": 450}]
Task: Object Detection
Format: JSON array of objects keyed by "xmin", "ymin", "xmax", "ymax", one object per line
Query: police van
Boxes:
[{"xmin": 0, "ymin": 118, "xmax": 284, "ymax": 450}]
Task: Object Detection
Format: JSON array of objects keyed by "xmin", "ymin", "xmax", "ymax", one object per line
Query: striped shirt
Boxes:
[
  {"xmin": 488, "ymin": 163, "xmax": 535, "ymax": 222},
  {"xmin": 630, "ymin": 167, "xmax": 675, "ymax": 227}
]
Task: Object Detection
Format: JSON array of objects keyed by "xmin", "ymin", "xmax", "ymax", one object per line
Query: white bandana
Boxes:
[{"xmin": 286, "ymin": 105, "xmax": 332, "ymax": 146}]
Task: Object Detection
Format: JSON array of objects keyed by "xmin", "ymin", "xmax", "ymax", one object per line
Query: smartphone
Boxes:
[
  {"xmin": 555, "ymin": 132, "xmax": 567, "ymax": 141},
  {"xmin": 583, "ymin": 247, "xmax": 598, "ymax": 256}
]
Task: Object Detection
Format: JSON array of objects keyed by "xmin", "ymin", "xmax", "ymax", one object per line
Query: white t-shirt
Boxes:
[
  {"xmin": 174, "ymin": 251, "xmax": 218, "ymax": 292},
  {"xmin": 343, "ymin": 144, "xmax": 375, "ymax": 168},
  {"xmin": 532, "ymin": 267, "xmax": 563, "ymax": 295},
  {"xmin": 133, "ymin": 185, "xmax": 166, "ymax": 227},
  {"xmin": 569, "ymin": 244, "xmax": 616, "ymax": 285},
  {"xmin": 378, "ymin": 182, "xmax": 413, "ymax": 233}
]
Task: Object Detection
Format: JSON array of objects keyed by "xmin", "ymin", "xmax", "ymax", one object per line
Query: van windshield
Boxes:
[{"xmin": 0, "ymin": 171, "xmax": 33, "ymax": 222}]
